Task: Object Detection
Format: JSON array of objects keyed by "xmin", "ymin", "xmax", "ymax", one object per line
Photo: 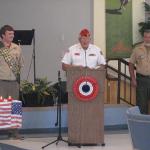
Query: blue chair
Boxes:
[{"xmin": 126, "ymin": 106, "xmax": 150, "ymax": 150}]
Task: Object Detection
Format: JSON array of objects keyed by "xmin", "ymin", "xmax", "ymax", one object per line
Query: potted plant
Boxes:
[{"xmin": 20, "ymin": 77, "xmax": 57, "ymax": 107}]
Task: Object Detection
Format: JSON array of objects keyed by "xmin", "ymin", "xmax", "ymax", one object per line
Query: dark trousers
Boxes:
[
  {"xmin": 0, "ymin": 80, "xmax": 19, "ymax": 99},
  {"xmin": 136, "ymin": 74, "xmax": 150, "ymax": 114}
]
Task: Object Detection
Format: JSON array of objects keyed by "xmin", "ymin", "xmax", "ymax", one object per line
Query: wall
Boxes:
[
  {"xmin": 0, "ymin": 0, "xmax": 93, "ymax": 82},
  {"xmin": 94, "ymin": 0, "xmax": 145, "ymax": 52},
  {"xmin": 93, "ymin": 0, "xmax": 106, "ymax": 56},
  {"xmin": 94, "ymin": 0, "xmax": 145, "ymax": 74},
  {"xmin": 22, "ymin": 105, "xmax": 128, "ymax": 130}
]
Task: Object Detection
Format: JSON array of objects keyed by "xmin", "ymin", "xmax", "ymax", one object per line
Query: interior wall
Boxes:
[
  {"xmin": 94, "ymin": 0, "xmax": 145, "ymax": 76},
  {"xmin": 0, "ymin": 0, "xmax": 146, "ymax": 82},
  {"xmin": 94, "ymin": 0, "xmax": 145, "ymax": 54},
  {"xmin": 0, "ymin": 0, "xmax": 93, "ymax": 82},
  {"xmin": 93, "ymin": 0, "xmax": 106, "ymax": 56}
]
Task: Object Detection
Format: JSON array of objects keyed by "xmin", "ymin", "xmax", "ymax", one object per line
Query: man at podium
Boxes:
[
  {"xmin": 61, "ymin": 29, "xmax": 106, "ymax": 145},
  {"xmin": 61, "ymin": 28, "xmax": 106, "ymax": 71}
]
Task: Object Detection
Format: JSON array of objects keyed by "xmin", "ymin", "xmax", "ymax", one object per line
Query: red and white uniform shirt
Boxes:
[{"xmin": 61, "ymin": 43, "xmax": 106, "ymax": 69}]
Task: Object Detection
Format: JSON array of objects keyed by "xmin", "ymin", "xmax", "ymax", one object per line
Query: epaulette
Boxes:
[{"xmin": 132, "ymin": 41, "xmax": 143, "ymax": 48}]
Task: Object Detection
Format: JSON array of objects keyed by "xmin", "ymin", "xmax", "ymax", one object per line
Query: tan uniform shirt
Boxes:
[
  {"xmin": 0, "ymin": 42, "xmax": 23, "ymax": 80},
  {"xmin": 130, "ymin": 43, "xmax": 150, "ymax": 76}
]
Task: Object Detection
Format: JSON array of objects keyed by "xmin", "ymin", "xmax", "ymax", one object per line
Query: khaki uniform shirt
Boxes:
[
  {"xmin": 130, "ymin": 43, "xmax": 150, "ymax": 76},
  {"xmin": 0, "ymin": 42, "xmax": 23, "ymax": 80}
]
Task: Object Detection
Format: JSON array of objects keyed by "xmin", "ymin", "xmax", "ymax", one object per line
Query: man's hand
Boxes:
[
  {"xmin": 131, "ymin": 78, "xmax": 137, "ymax": 87},
  {"xmin": 129, "ymin": 62, "xmax": 137, "ymax": 87}
]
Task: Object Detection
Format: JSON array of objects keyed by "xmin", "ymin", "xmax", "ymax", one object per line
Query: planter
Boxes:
[
  {"xmin": 20, "ymin": 92, "xmax": 54, "ymax": 107},
  {"xmin": 40, "ymin": 95, "xmax": 55, "ymax": 106},
  {"xmin": 20, "ymin": 78, "xmax": 57, "ymax": 107}
]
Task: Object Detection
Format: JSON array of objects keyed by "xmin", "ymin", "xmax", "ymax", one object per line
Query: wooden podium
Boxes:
[{"xmin": 67, "ymin": 67, "xmax": 106, "ymax": 145}]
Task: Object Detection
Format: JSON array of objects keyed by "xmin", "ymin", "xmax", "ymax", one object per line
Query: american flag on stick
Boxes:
[
  {"xmin": 0, "ymin": 101, "xmax": 11, "ymax": 129},
  {"xmin": 0, "ymin": 100, "xmax": 22, "ymax": 129}
]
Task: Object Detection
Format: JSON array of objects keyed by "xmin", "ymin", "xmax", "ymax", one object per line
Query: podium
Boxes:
[{"xmin": 67, "ymin": 67, "xmax": 106, "ymax": 145}]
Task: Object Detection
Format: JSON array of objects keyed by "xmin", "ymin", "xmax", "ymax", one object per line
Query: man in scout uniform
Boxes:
[
  {"xmin": 129, "ymin": 29, "xmax": 150, "ymax": 114},
  {"xmin": 0, "ymin": 25, "xmax": 24, "ymax": 139}
]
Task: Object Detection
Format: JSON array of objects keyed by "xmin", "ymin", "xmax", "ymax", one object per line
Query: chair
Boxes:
[{"xmin": 126, "ymin": 106, "xmax": 150, "ymax": 150}]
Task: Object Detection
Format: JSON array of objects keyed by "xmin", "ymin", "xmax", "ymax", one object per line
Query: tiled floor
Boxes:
[{"xmin": 0, "ymin": 131, "xmax": 133, "ymax": 150}]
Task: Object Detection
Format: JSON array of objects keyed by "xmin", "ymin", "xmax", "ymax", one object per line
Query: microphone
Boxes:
[
  {"xmin": 84, "ymin": 50, "xmax": 88, "ymax": 85},
  {"xmin": 84, "ymin": 50, "xmax": 87, "ymax": 68},
  {"xmin": 58, "ymin": 70, "xmax": 61, "ymax": 83},
  {"xmin": 58, "ymin": 70, "xmax": 60, "ymax": 78}
]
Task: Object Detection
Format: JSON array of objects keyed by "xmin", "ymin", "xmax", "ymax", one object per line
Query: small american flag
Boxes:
[
  {"xmin": 0, "ymin": 100, "xmax": 22, "ymax": 129},
  {"xmin": 0, "ymin": 101, "xmax": 11, "ymax": 129},
  {"xmin": 11, "ymin": 100, "xmax": 22, "ymax": 128}
]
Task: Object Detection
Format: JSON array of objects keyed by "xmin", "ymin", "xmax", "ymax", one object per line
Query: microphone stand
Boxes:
[{"xmin": 42, "ymin": 71, "xmax": 68, "ymax": 149}]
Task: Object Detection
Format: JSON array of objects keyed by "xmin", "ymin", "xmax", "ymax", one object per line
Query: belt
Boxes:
[
  {"xmin": 0, "ymin": 79, "xmax": 17, "ymax": 82},
  {"xmin": 136, "ymin": 73, "xmax": 150, "ymax": 78}
]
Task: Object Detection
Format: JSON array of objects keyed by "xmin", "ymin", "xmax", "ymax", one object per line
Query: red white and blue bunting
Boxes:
[{"xmin": 73, "ymin": 76, "xmax": 99, "ymax": 102}]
